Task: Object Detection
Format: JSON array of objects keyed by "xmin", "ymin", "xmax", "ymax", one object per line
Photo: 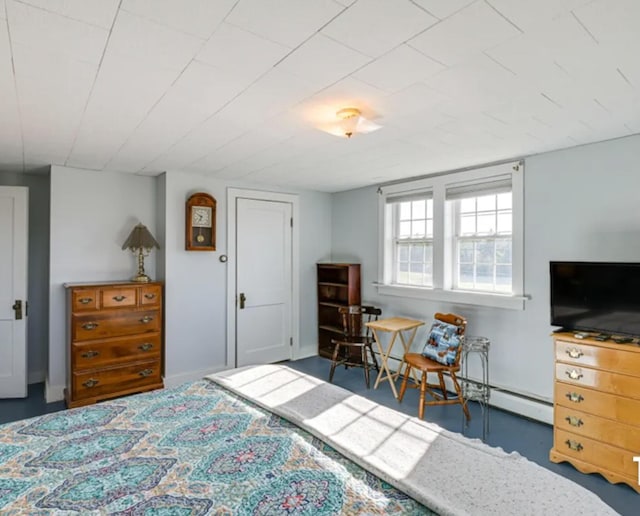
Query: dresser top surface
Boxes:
[
  {"xmin": 553, "ymin": 332, "xmax": 640, "ymax": 353},
  {"xmin": 64, "ymin": 280, "xmax": 163, "ymax": 289}
]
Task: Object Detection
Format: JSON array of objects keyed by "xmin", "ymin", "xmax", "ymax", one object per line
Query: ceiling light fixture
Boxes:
[{"xmin": 317, "ymin": 107, "xmax": 382, "ymax": 139}]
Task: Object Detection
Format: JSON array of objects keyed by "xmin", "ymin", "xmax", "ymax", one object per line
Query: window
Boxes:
[
  {"xmin": 392, "ymin": 195, "xmax": 433, "ymax": 286},
  {"xmin": 378, "ymin": 161, "xmax": 524, "ymax": 309}
]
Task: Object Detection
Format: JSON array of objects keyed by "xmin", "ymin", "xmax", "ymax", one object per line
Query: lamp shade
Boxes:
[{"xmin": 121, "ymin": 223, "xmax": 159, "ymax": 250}]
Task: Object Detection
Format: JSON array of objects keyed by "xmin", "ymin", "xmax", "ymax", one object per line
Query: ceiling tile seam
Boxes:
[
  {"xmin": 117, "ymin": 6, "xmax": 216, "ymax": 40},
  {"xmin": 593, "ymin": 98, "xmax": 610, "ymax": 114},
  {"xmin": 4, "ymin": 3, "xmax": 25, "ymax": 171},
  {"xmin": 408, "ymin": 0, "xmax": 441, "ymax": 21},
  {"xmin": 531, "ymin": 116, "xmax": 552, "ymax": 129},
  {"xmin": 540, "ymin": 92, "xmax": 563, "ymax": 109},
  {"xmin": 483, "ymin": 0, "xmax": 523, "ymax": 34},
  {"xmin": 12, "ymin": 0, "xmax": 113, "ymax": 31},
  {"xmin": 623, "ymin": 123, "xmax": 634, "ymax": 133},
  {"xmin": 482, "ymin": 51, "xmax": 517, "ymax": 75},
  {"xmin": 404, "ymin": 43, "xmax": 448, "ymax": 68},
  {"xmin": 570, "ymin": 11, "xmax": 599, "ymax": 44},
  {"xmin": 553, "ymin": 61, "xmax": 571, "ymax": 76},
  {"xmin": 63, "ymin": 0, "xmax": 122, "ymax": 167},
  {"xmin": 616, "ymin": 68, "xmax": 633, "ymax": 88}
]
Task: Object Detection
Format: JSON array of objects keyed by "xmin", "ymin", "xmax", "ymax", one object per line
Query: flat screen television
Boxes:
[{"xmin": 550, "ymin": 261, "xmax": 640, "ymax": 336}]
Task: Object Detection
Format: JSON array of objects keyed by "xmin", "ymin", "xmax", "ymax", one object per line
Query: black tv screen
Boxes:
[{"xmin": 550, "ymin": 261, "xmax": 640, "ymax": 336}]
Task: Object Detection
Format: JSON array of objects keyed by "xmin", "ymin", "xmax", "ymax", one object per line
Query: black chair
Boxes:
[{"xmin": 328, "ymin": 305, "xmax": 381, "ymax": 388}]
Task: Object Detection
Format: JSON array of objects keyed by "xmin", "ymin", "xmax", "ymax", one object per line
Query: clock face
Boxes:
[{"xmin": 191, "ymin": 206, "xmax": 212, "ymax": 227}]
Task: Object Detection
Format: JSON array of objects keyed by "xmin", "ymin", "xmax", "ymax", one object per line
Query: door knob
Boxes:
[
  {"xmin": 239, "ymin": 292, "xmax": 246, "ymax": 309},
  {"xmin": 12, "ymin": 300, "xmax": 23, "ymax": 320}
]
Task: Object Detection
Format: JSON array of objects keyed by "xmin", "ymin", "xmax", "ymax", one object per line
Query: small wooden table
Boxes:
[{"xmin": 366, "ymin": 317, "xmax": 425, "ymax": 399}]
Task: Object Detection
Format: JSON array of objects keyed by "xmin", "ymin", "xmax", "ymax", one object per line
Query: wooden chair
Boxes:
[
  {"xmin": 328, "ymin": 305, "xmax": 381, "ymax": 388},
  {"xmin": 398, "ymin": 312, "xmax": 470, "ymax": 421}
]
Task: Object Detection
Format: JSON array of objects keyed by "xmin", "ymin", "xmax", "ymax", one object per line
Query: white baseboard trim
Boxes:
[
  {"xmin": 28, "ymin": 370, "xmax": 45, "ymax": 385},
  {"xmin": 293, "ymin": 347, "xmax": 318, "ymax": 361},
  {"xmin": 45, "ymin": 381, "xmax": 65, "ymax": 403},
  {"xmin": 164, "ymin": 365, "xmax": 230, "ymax": 388}
]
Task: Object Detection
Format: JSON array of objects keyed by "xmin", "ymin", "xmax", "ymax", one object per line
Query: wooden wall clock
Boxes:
[{"xmin": 186, "ymin": 192, "xmax": 216, "ymax": 251}]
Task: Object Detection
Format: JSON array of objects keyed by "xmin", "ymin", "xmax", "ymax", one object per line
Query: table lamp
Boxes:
[{"xmin": 121, "ymin": 223, "xmax": 159, "ymax": 283}]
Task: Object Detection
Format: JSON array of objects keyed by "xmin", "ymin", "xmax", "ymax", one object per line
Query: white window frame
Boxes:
[{"xmin": 377, "ymin": 161, "xmax": 525, "ymax": 310}]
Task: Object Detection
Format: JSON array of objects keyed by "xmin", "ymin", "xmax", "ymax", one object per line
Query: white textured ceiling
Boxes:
[{"xmin": 0, "ymin": 0, "xmax": 638, "ymax": 192}]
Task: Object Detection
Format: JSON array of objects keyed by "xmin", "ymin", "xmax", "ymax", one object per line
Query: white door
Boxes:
[
  {"xmin": 0, "ymin": 186, "xmax": 28, "ymax": 398},
  {"xmin": 236, "ymin": 198, "xmax": 292, "ymax": 367}
]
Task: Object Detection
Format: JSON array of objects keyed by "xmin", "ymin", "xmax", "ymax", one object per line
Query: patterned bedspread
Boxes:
[{"xmin": 0, "ymin": 380, "xmax": 432, "ymax": 515}]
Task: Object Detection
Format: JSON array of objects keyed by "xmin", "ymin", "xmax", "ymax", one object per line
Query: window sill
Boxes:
[{"xmin": 375, "ymin": 284, "xmax": 527, "ymax": 310}]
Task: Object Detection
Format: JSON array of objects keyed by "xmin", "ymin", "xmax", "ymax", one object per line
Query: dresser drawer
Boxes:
[
  {"xmin": 72, "ymin": 289, "xmax": 99, "ymax": 311},
  {"xmin": 140, "ymin": 285, "xmax": 161, "ymax": 307},
  {"xmin": 101, "ymin": 287, "xmax": 137, "ymax": 309},
  {"xmin": 555, "ymin": 428, "xmax": 639, "ymax": 479},
  {"xmin": 555, "ymin": 363, "xmax": 640, "ymax": 400},
  {"xmin": 72, "ymin": 360, "xmax": 161, "ymax": 400},
  {"xmin": 556, "ymin": 339, "xmax": 640, "ymax": 376},
  {"xmin": 555, "ymin": 405, "xmax": 640, "ymax": 451},
  {"xmin": 72, "ymin": 333, "xmax": 161, "ymax": 370},
  {"xmin": 72, "ymin": 310, "xmax": 160, "ymax": 341},
  {"xmin": 555, "ymin": 382, "xmax": 640, "ymax": 426}
]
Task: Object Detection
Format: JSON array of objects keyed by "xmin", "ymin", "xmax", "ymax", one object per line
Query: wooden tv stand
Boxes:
[{"xmin": 550, "ymin": 332, "xmax": 640, "ymax": 493}]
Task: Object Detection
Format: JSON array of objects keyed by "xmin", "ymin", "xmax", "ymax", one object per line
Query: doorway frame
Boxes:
[{"xmin": 226, "ymin": 188, "xmax": 300, "ymax": 369}]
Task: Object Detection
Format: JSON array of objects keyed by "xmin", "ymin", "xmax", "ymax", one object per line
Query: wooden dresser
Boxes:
[
  {"xmin": 64, "ymin": 280, "xmax": 164, "ymax": 408},
  {"xmin": 550, "ymin": 332, "xmax": 640, "ymax": 493}
]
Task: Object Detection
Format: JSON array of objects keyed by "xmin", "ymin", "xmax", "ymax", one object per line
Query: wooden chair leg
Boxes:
[
  {"xmin": 329, "ymin": 343, "xmax": 340, "ymax": 383},
  {"xmin": 362, "ymin": 345, "xmax": 370, "ymax": 388},
  {"xmin": 451, "ymin": 372, "xmax": 471, "ymax": 421},
  {"xmin": 438, "ymin": 372, "xmax": 448, "ymax": 400},
  {"xmin": 367, "ymin": 343, "xmax": 379, "ymax": 372},
  {"xmin": 398, "ymin": 363, "xmax": 411, "ymax": 402},
  {"xmin": 419, "ymin": 372, "xmax": 427, "ymax": 420}
]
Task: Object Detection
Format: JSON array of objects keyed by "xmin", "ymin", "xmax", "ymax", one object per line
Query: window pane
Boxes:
[
  {"xmin": 426, "ymin": 220, "xmax": 433, "ymax": 237},
  {"xmin": 497, "ymin": 212, "xmax": 512, "ymax": 234},
  {"xmin": 412, "ymin": 200, "xmax": 426, "ymax": 219},
  {"xmin": 477, "ymin": 194, "xmax": 496, "ymax": 212},
  {"xmin": 398, "ymin": 244, "xmax": 409, "ymax": 262},
  {"xmin": 459, "ymin": 242, "xmax": 473, "ymax": 263},
  {"xmin": 476, "ymin": 241, "xmax": 495, "ymax": 263},
  {"xmin": 460, "ymin": 198, "xmax": 475, "ymax": 213},
  {"xmin": 476, "ymin": 213, "xmax": 496, "ymax": 234},
  {"xmin": 399, "ymin": 261, "xmax": 409, "ymax": 272},
  {"xmin": 460, "ymin": 214, "xmax": 475, "ymax": 235},
  {"xmin": 410, "ymin": 244, "xmax": 425, "ymax": 262},
  {"xmin": 459, "ymin": 264, "xmax": 474, "ymax": 287},
  {"xmin": 400, "ymin": 202, "xmax": 411, "ymax": 220},
  {"xmin": 399, "ymin": 221, "xmax": 411, "ymax": 238},
  {"xmin": 497, "ymin": 192, "xmax": 512, "ymax": 210},
  {"xmin": 496, "ymin": 240, "xmax": 511, "ymax": 264},
  {"xmin": 426, "ymin": 199, "xmax": 434, "ymax": 218},
  {"xmin": 412, "ymin": 220, "xmax": 425, "ymax": 238},
  {"xmin": 496, "ymin": 265, "xmax": 512, "ymax": 287},
  {"xmin": 410, "ymin": 262, "xmax": 424, "ymax": 274},
  {"xmin": 476, "ymin": 264, "xmax": 494, "ymax": 285}
]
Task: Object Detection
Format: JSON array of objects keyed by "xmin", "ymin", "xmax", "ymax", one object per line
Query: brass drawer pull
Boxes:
[
  {"xmin": 83, "ymin": 378, "xmax": 99, "ymax": 388},
  {"xmin": 112, "ymin": 295, "xmax": 126, "ymax": 302},
  {"xmin": 565, "ymin": 369, "xmax": 583, "ymax": 380},
  {"xmin": 78, "ymin": 297, "xmax": 93, "ymax": 305},
  {"xmin": 140, "ymin": 316, "xmax": 153, "ymax": 324},
  {"xmin": 565, "ymin": 347, "xmax": 583, "ymax": 359},
  {"xmin": 139, "ymin": 369, "xmax": 153, "ymax": 377},
  {"xmin": 81, "ymin": 350, "xmax": 100, "ymax": 359},
  {"xmin": 144, "ymin": 293, "xmax": 156, "ymax": 300},
  {"xmin": 565, "ymin": 416, "xmax": 583, "ymax": 427},
  {"xmin": 138, "ymin": 343, "xmax": 153, "ymax": 351},
  {"xmin": 565, "ymin": 392, "xmax": 584, "ymax": 403},
  {"xmin": 82, "ymin": 322, "xmax": 98, "ymax": 330},
  {"xmin": 565, "ymin": 439, "xmax": 583, "ymax": 452}
]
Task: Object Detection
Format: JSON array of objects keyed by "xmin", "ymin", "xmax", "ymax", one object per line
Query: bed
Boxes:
[{"xmin": 0, "ymin": 365, "xmax": 617, "ymax": 515}]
